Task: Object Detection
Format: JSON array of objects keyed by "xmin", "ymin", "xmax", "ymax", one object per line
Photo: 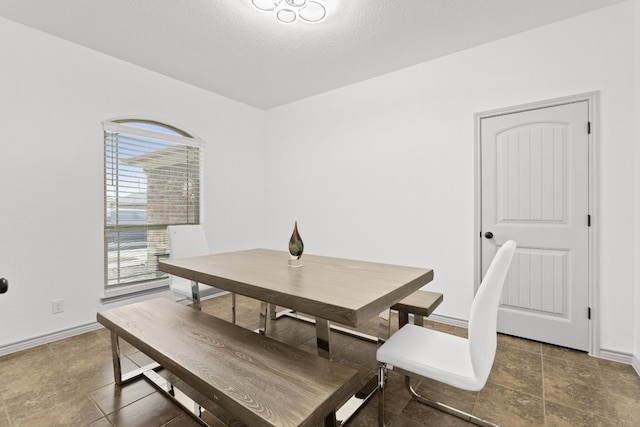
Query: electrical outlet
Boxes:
[{"xmin": 52, "ymin": 299, "xmax": 64, "ymax": 314}]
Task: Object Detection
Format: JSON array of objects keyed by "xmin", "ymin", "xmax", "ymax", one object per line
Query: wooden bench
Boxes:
[
  {"xmin": 391, "ymin": 290, "xmax": 443, "ymax": 328},
  {"xmin": 97, "ymin": 298, "xmax": 359, "ymax": 427}
]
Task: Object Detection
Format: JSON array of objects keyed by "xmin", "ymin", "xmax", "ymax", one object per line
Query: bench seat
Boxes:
[
  {"xmin": 97, "ymin": 297, "xmax": 359, "ymax": 427},
  {"xmin": 391, "ymin": 290, "xmax": 443, "ymax": 328}
]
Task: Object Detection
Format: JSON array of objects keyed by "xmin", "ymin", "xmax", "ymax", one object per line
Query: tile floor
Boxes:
[{"xmin": 0, "ymin": 294, "xmax": 638, "ymax": 426}]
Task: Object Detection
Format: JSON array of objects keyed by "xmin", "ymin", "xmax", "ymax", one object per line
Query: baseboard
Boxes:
[
  {"xmin": 0, "ymin": 322, "xmax": 104, "ymax": 357},
  {"xmin": 597, "ymin": 348, "xmax": 634, "ymax": 364},
  {"xmin": 632, "ymin": 354, "xmax": 640, "ymax": 376},
  {"xmin": 424, "ymin": 313, "xmax": 469, "ymax": 329}
]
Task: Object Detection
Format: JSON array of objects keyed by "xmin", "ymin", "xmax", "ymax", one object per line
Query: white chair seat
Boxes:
[
  {"xmin": 377, "ymin": 324, "xmax": 481, "ymax": 390},
  {"xmin": 170, "ymin": 278, "xmax": 223, "ymax": 300}
]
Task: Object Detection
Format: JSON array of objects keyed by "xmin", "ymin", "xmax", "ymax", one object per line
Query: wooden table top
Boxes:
[{"xmin": 159, "ymin": 248, "xmax": 434, "ymax": 328}]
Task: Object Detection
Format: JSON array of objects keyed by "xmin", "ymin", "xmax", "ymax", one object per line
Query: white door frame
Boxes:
[{"xmin": 474, "ymin": 91, "xmax": 600, "ymax": 356}]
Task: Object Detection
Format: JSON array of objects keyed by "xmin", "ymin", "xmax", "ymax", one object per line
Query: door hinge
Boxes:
[
  {"xmin": 587, "ymin": 121, "xmax": 591, "ymax": 134},
  {"xmin": 588, "ymin": 307, "xmax": 591, "ymax": 319},
  {"xmin": 587, "ymin": 214, "xmax": 591, "ymax": 227}
]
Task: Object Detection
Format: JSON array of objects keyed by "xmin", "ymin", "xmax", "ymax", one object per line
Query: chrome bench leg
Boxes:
[
  {"xmin": 109, "ymin": 332, "xmax": 160, "ymax": 385},
  {"xmin": 110, "ymin": 332, "xmax": 123, "ymax": 385},
  {"xmin": 323, "ymin": 410, "xmax": 337, "ymax": 427},
  {"xmin": 398, "ymin": 311, "xmax": 410, "ymax": 328},
  {"xmin": 414, "ymin": 314, "xmax": 424, "ymax": 327},
  {"xmin": 398, "ymin": 311, "xmax": 425, "ymax": 328}
]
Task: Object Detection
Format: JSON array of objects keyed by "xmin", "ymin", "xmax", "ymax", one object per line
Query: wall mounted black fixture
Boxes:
[{"xmin": 0, "ymin": 278, "xmax": 8, "ymax": 294}]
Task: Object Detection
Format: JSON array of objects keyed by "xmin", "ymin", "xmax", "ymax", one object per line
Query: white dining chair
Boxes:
[
  {"xmin": 376, "ymin": 240, "xmax": 516, "ymax": 427},
  {"xmin": 167, "ymin": 225, "xmax": 235, "ymax": 322}
]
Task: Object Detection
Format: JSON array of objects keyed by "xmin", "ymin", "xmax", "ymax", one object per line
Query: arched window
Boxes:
[{"xmin": 103, "ymin": 119, "xmax": 204, "ymax": 296}]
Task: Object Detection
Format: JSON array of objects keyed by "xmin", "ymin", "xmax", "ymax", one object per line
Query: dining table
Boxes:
[{"xmin": 159, "ymin": 248, "xmax": 434, "ymax": 425}]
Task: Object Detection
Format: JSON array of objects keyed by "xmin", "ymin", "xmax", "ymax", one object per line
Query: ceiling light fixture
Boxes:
[{"xmin": 251, "ymin": 0, "xmax": 328, "ymax": 24}]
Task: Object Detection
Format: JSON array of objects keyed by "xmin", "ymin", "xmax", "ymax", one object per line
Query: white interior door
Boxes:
[{"xmin": 480, "ymin": 101, "xmax": 590, "ymax": 351}]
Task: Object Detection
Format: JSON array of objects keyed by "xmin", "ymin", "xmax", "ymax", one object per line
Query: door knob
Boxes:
[
  {"xmin": 0, "ymin": 278, "xmax": 7, "ymax": 294},
  {"xmin": 484, "ymin": 232, "xmax": 494, "ymax": 239}
]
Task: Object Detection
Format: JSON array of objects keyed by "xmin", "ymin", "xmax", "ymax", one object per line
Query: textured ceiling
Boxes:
[{"xmin": 0, "ymin": 0, "xmax": 627, "ymax": 109}]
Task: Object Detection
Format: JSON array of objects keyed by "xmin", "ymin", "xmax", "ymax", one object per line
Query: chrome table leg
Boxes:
[
  {"xmin": 378, "ymin": 309, "xmax": 391, "ymax": 345},
  {"xmin": 258, "ymin": 301, "xmax": 269, "ymax": 335},
  {"xmin": 190, "ymin": 280, "xmax": 201, "ymax": 311},
  {"xmin": 316, "ymin": 318, "xmax": 332, "ymax": 360},
  {"xmin": 268, "ymin": 308, "xmax": 394, "ymax": 426},
  {"xmin": 231, "ymin": 293, "xmax": 236, "ymax": 324}
]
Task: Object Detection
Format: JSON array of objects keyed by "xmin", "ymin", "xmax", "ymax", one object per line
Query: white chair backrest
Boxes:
[
  {"xmin": 167, "ymin": 225, "xmax": 209, "ymax": 259},
  {"xmin": 468, "ymin": 240, "xmax": 516, "ymax": 385}
]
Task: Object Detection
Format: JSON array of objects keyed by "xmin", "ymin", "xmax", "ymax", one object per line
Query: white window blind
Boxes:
[{"xmin": 103, "ymin": 121, "xmax": 203, "ymax": 290}]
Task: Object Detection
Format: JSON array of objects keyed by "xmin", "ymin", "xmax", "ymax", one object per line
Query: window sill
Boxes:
[{"xmin": 101, "ymin": 278, "xmax": 171, "ymax": 304}]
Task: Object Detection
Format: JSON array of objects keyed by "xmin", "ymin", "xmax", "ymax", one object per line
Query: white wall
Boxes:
[
  {"xmin": 0, "ymin": 17, "xmax": 266, "ymax": 349},
  {"xmin": 265, "ymin": 3, "xmax": 637, "ymax": 355},
  {"xmin": 1, "ymin": 2, "xmax": 637, "ymax": 360}
]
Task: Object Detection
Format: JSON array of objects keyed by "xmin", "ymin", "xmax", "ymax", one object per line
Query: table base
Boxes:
[
  {"xmin": 258, "ymin": 306, "xmax": 389, "ymax": 426},
  {"xmin": 191, "ymin": 289, "xmax": 390, "ymax": 426}
]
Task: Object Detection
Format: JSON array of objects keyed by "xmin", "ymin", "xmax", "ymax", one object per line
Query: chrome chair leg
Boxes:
[
  {"xmin": 404, "ymin": 376, "xmax": 500, "ymax": 427},
  {"xmin": 377, "ymin": 364, "xmax": 388, "ymax": 427}
]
